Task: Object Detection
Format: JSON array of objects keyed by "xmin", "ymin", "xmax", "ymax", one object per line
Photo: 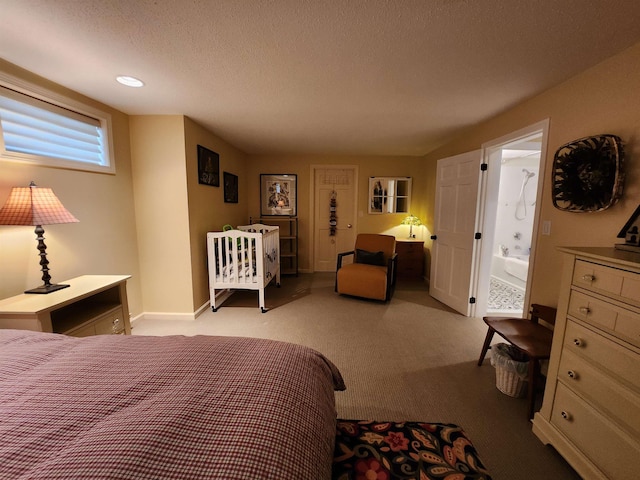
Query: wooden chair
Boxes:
[
  {"xmin": 478, "ymin": 303, "xmax": 558, "ymax": 419},
  {"xmin": 335, "ymin": 234, "xmax": 398, "ymax": 301}
]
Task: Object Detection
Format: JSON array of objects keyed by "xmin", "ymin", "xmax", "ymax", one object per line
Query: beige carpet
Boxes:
[{"xmin": 133, "ymin": 273, "xmax": 580, "ymax": 480}]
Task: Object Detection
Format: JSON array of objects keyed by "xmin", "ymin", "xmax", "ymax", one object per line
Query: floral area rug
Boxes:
[
  {"xmin": 488, "ymin": 277, "xmax": 524, "ymax": 311},
  {"xmin": 333, "ymin": 420, "xmax": 492, "ymax": 480}
]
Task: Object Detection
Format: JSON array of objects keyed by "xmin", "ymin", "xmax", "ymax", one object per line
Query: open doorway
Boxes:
[{"xmin": 473, "ymin": 120, "xmax": 549, "ymax": 318}]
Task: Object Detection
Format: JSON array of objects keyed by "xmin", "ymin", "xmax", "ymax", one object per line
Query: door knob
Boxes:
[{"xmin": 347, "ymin": 224, "xmax": 352, "ymax": 228}]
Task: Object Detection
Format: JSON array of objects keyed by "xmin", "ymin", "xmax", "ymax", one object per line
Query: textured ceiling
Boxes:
[{"xmin": 2, "ymin": 0, "xmax": 640, "ymax": 156}]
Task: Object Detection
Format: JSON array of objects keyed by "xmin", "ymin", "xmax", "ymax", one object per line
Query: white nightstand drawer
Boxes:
[
  {"xmin": 551, "ymin": 383, "xmax": 640, "ymax": 480},
  {"xmin": 565, "ymin": 320, "xmax": 640, "ymax": 391},
  {"xmin": 558, "ymin": 348, "xmax": 640, "ymax": 438},
  {"xmin": 93, "ymin": 307, "xmax": 126, "ymax": 335}
]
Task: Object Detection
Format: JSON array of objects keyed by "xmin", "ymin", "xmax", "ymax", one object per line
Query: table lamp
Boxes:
[
  {"xmin": 401, "ymin": 214, "xmax": 422, "ymax": 238},
  {"xmin": 0, "ymin": 181, "xmax": 79, "ymax": 294}
]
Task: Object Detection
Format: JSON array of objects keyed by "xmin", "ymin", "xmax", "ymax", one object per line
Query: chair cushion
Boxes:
[
  {"xmin": 356, "ymin": 249, "xmax": 385, "ymax": 266},
  {"xmin": 337, "ymin": 263, "xmax": 388, "ymax": 300}
]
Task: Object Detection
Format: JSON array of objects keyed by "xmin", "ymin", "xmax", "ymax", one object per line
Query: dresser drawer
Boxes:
[
  {"xmin": 93, "ymin": 307, "xmax": 126, "ymax": 335},
  {"xmin": 558, "ymin": 348, "xmax": 640, "ymax": 438},
  {"xmin": 399, "ymin": 263, "xmax": 422, "ymax": 274},
  {"xmin": 397, "ymin": 242, "xmax": 423, "ymax": 255},
  {"xmin": 551, "ymin": 383, "xmax": 640, "ymax": 480},
  {"xmin": 565, "ymin": 320, "xmax": 640, "ymax": 391},
  {"xmin": 573, "ymin": 259, "xmax": 640, "ymax": 307},
  {"xmin": 569, "ymin": 290, "xmax": 640, "ymax": 347}
]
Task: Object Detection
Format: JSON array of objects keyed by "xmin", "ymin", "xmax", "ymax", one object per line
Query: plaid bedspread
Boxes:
[{"xmin": 0, "ymin": 330, "xmax": 345, "ymax": 479}]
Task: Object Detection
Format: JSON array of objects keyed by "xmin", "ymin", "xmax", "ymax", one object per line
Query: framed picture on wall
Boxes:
[
  {"xmin": 223, "ymin": 172, "xmax": 238, "ymax": 203},
  {"xmin": 260, "ymin": 174, "xmax": 297, "ymax": 216},
  {"xmin": 197, "ymin": 145, "xmax": 219, "ymax": 187}
]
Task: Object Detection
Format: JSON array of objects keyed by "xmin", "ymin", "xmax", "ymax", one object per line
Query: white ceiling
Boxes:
[{"xmin": 2, "ymin": 0, "xmax": 640, "ymax": 156}]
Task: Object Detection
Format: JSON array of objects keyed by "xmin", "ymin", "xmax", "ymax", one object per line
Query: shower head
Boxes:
[{"xmin": 522, "ymin": 168, "xmax": 535, "ymax": 179}]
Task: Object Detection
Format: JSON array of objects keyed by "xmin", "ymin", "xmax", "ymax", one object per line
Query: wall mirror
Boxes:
[{"xmin": 368, "ymin": 177, "xmax": 412, "ymax": 214}]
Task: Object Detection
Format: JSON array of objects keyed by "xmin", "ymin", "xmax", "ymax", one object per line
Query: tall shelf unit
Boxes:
[{"xmin": 251, "ymin": 216, "xmax": 298, "ymax": 275}]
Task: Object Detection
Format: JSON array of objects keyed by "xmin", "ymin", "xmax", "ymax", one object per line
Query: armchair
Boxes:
[{"xmin": 335, "ymin": 234, "xmax": 397, "ymax": 301}]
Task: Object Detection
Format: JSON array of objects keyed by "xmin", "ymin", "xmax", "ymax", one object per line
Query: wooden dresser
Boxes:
[
  {"xmin": 0, "ymin": 275, "xmax": 131, "ymax": 336},
  {"xmin": 532, "ymin": 247, "xmax": 640, "ymax": 479},
  {"xmin": 396, "ymin": 240, "xmax": 424, "ymax": 280}
]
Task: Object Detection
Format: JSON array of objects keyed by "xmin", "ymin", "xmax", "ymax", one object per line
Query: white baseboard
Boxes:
[{"xmin": 130, "ymin": 300, "xmax": 211, "ymax": 324}]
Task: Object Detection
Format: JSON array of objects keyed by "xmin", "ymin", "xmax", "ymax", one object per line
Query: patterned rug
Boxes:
[
  {"xmin": 333, "ymin": 420, "xmax": 493, "ymax": 480},
  {"xmin": 488, "ymin": 277, "xmax": 524, "ymax": 311}
]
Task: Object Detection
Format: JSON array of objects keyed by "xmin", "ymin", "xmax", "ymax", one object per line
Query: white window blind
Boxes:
[{"xmin": 0, "ymin": 85, "xmax": 112, "ymax": 171}]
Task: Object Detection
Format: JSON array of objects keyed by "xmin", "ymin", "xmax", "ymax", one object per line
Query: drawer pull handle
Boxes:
[
  {"xmin": 573, "ymin": 338, "xmax": 584, "ymax": 347},
  {"xmin": 578, "ymin": 306, "xmax": 590, "ymax": 315},
  {"xmin": 561, "ymin": 411, "xmax": 572, "ymax": 421},
  {"xmin": 581, "ymin": 274, "xmax": 595, "ymax": 282},
  {"xmin": 567, "ymin": 370, "xmax": 578, "ymax": 379},
  {"xmin": 112, "ymin": 318, "xmax": 121, "ymax": 333}
]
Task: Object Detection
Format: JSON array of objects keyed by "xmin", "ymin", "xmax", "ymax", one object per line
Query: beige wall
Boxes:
[
  {"xmin": 129, "ymin": 115, "xmax": 194, "ymax": 315},
  {"xmin": 129, "ymin": 115, "xmax": 249, "ymax": 315},
  {"xmin": 183, "ymin": 117, "xmax": 248, "ymax": 310},
  {"xmin": 246, "ymin": 155, "xmax": 426, "ymax": 272},
  {"xmin": 3, "ymin": 39, "xmax": 640, "ymax": 318},
  {"xmin": 0, "ymin": 60, "xmax": 143, "ymax": 315},
  {"xmin": 421, "ymin": 42, "xmax": 640, "ymax": 308}
]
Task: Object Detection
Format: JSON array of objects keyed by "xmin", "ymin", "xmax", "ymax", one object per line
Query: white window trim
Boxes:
[{"xmin": 0, "ymin": 70, "xmax": 116, "ymax": 174}]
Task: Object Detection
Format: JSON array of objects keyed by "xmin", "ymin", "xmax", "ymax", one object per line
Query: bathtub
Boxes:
[{"xmin": 491, "ymin": 254, "xmax": 529, "ymax": 289}]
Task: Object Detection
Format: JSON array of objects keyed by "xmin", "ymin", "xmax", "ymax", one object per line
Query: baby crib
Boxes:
[{"xmin": 207, "ymin": 224, "xmax": 280, "ymax": 312}]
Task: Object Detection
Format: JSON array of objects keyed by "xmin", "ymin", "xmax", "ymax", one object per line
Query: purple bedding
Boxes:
[{"xmin": 0, "ymin": 330, "xmax": 345, "ymax": 479}]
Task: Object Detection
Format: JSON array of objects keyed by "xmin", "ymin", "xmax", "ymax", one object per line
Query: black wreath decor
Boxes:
[{"xmin": 552, "ymin": 134, "xmax": 625, "ymax": 212}]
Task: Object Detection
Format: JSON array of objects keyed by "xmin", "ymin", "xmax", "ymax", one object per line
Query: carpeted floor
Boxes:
[
  {"xmin": 132, "ymin": 273, "xmax": 580, "ymax": 480},
  {"xmin": 217, "ymin": 281, "xmax": 310, "ymax": 310}
]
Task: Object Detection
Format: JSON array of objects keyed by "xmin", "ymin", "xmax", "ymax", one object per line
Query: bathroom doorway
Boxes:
[{"xmin": 473, "ymin": 120, "xmax": 549, "ymax": 317}]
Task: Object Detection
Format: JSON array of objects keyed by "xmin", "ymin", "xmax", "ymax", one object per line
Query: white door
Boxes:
[
  {"xmin": 430, "ymin": 150, "xmax": 483, "ymax": 315},
  {"xmin": 314, "ymin": 167, "xmax": 357, "ymax": 271}
]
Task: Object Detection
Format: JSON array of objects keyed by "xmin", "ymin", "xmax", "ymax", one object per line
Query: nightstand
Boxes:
[
  {"xmin": 0, "ymin": 275, "xmax": 131, "ymax": 336},
  {"xmin": 396, "ymin": 240, "xmax": 424, "ymax": 280}
]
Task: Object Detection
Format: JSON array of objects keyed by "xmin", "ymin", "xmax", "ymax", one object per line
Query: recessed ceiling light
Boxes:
[{"xmin": 116, "ymin": 75, "xmax": 144, "ymax": 87}]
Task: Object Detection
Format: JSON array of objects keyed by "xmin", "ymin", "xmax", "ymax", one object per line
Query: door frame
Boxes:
[
  {"xmin": 309, "ymin": 164, "xmax": 359, "ymax": 272},
  {"xmin": 473, "ymin": 119, "xmax": 550, "ymax": 317}
]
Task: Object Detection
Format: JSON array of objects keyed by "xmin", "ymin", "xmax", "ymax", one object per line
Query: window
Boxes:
[
  {"xmin": 368, "ymin": 177, "xmax": 412, "ymax": 214},
  {"xmin": 0, "ymin": 74, "xmax": 114, "ymax": 173}
]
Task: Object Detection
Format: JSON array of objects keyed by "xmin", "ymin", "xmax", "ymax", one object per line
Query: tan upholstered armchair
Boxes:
[{"xmin": 335, "ymin": 234, "xmax": 398, "ymax": 301}]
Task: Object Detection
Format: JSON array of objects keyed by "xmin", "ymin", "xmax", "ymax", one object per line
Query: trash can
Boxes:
[{"xmin": 490, "ymin": 343, "xmax": 529, "ymax": 398}]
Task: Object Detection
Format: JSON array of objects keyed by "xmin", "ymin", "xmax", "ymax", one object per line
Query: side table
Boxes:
[{"xmin": 396, "ymin": 240, "xmax": 424, "ymax": 280}]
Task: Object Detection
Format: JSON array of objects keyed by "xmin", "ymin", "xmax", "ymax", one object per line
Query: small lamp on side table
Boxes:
[
  {"xmin": 401, "ymin": 214, "xmax": 422, "ymax": 239},
  {"xmin": 0, "ymin": 181, "xmax": 79, "ymax": 294}
]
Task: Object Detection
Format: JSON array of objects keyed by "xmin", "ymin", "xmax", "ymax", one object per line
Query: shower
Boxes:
[{"xmin": 515, "ymin": 169, "xmax": 535, "ymax": 220}]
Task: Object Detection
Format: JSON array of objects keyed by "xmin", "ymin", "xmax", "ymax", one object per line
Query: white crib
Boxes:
[{"xmin": 207, "ymin": 224, "xmax": 280, "ymax": 313}]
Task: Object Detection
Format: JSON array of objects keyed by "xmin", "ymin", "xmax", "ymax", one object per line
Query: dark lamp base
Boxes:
[{"xmin": 25, "ymin": 284, "xmax": 70, "ymax": 294}]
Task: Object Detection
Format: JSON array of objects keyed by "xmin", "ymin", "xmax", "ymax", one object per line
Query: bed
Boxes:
[
  {"xmin": 207, "ymin": 224, "xmax": 280, "ymax": 312},
  {"xmin": 0, "ymin": 329, "xmax": 345, "ymax": 480}
]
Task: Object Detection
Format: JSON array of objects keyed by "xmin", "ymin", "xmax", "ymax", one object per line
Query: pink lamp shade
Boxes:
[
  {"xmin": 0, "ymin": 182, "xmax": 78, "ymax": 294},
  {"xmin": 0, "ymin": 183, "xmax": 78, "ymax": 226}
]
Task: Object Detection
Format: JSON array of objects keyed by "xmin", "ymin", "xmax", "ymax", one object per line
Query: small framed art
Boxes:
[
  {"xmin": 260, "ymin": 174, "xmax": 297, "ymax": 216},
  {"xmin": 197, "ymin": 145, "xmax": 220, "ymax": 187},
  {"xmin": 224, "ymin": 172, "xmax": 238, "ymax": 203}
]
